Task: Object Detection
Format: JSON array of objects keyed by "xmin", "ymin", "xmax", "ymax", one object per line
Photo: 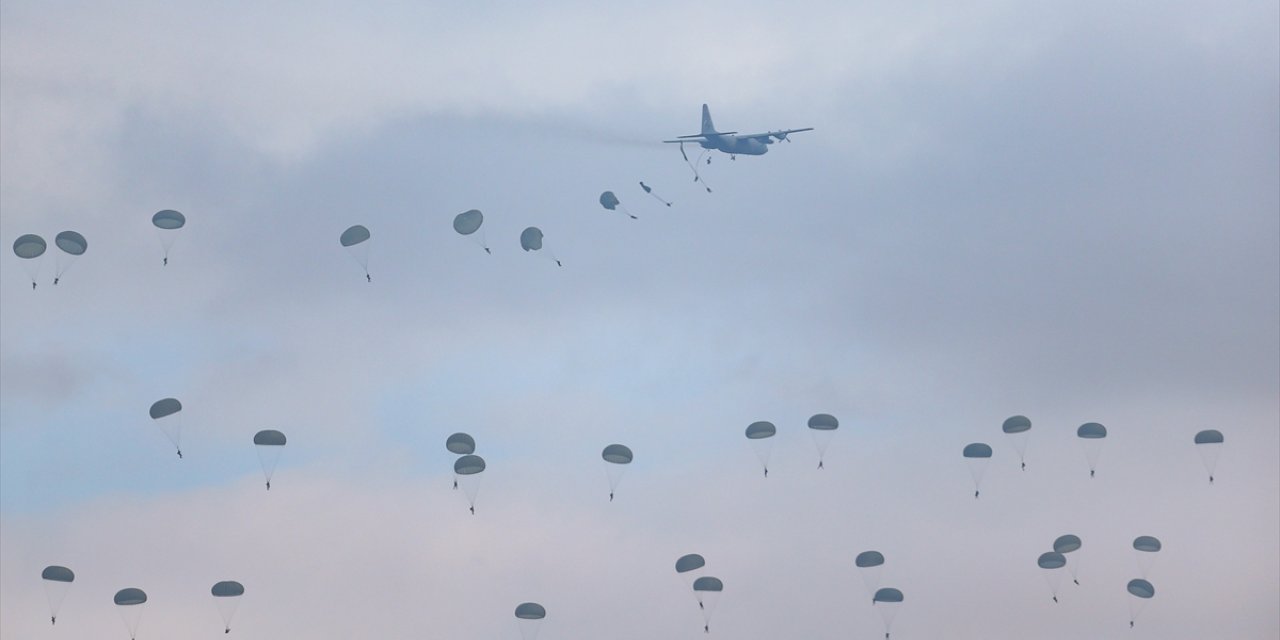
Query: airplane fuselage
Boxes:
[{"xmin": 696, "ymin": 135, "xmax": 770, "ymax": 156}]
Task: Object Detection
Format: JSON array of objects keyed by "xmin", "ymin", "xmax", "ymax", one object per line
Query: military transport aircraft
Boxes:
[{"xmin": 664, "ymin": 104, "xmax": 813, "ymax": 160}]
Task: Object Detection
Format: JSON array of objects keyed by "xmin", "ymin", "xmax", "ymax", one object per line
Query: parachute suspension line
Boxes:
[
  {"xmin": 619, "ymin": 203, "xmax": 637, "ymax": 220},
  {"xmin": 678, "ymin": 143, "xmax": 713, "ymax": 193}
]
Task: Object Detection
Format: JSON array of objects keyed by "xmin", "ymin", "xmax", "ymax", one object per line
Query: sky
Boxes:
[{"xmin": 1, "ymin": 1, "xmax": 1277, "ymax": 638}]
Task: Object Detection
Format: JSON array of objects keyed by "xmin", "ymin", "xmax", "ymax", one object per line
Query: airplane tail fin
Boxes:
[{"xmin": 701, "ymin": 104, "xmax": 716, "ymax": 135}]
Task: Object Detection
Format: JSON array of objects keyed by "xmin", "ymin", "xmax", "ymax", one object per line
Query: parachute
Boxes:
[
  {"xmin": 676, "ymin": 554, "xmax": 706, "ymax": 577},
  {"xmin": 1001, "ymin": 415, "xmax": 1032, "ymax": 470},
  {"xmin": 601, "ymin": 444, "xmax": 633, "ymax": 502},
  {"xmin": 1076, "ymin": 423, "xmax": 1107, "ymax": 477},
  {"xmin": 211, "ymin": 581, "xmax": 244, "ymax": 633},
  {"xmin": 1127, "ymin": 578, "xmax": 1155, "ymax": 626},
  {"xmin": 253, "ymin": 429, "xmax": 287, "ymax": 490},
  {"xmin": 872, "ymin": 587, "xmax": 904, "ymax": 638},
  {"xmin": 639, "ymin": 181, "xmax": 672, "ymax": 207},
  {"xmin": 339, "ymin": 225, "xmax": 372, "ymax": 282},
  {"xmin": 114, "ymin": 588, "xmax": 147, "ymax": 640},
  {"xmin": 446, "ymin": 433, "xmax": 476, "ymax": 455},
  {"xmin": 149, "ymin": 397, "xmax": 184, "ymax": 459},
  {"xmin": 692, "ymin": 576, "xmax": 723, "ymax": 633},
  {"xmin": 1133, "ymin": 536, "xmax": 1161, "ymax": 578},
  {"xmin": 454, "ymin": 454, "xmax": 486, "ymax": 514},
  {"xmin": 745, "ymin": 421, "xmax": 777, "ymax": 477},
  {"xmin": 13, "ymin": 233, "xmax": 46, "ymax": 288},
  {"xmin": 676, "ymin": 142, "xmax": 713, "ymax": 193},
  {"xmin": 453, "ymin": 209, "xmax": 490, "ymax": 254},
  {"xmin": 962, "ymin": 443, "xmax": 993, "ymax": 498},
  {"xmin": 599, "ymin": 191, "xmax": 636, "ymax": 219},
  {"xmin": 53, "ymin": 231, "xmax": 87, "ymax": 285},
  {"xmin": 519, "ymin": 227, "xmax": 560, "ymax": 266},
  {"xmin": 1053, "ymin": 535, "xmax": 1083, "ymax": 585},
  {"xmin": 855, "ymin": 551, "xmax": 885, "ymax": 601},
  {"xmin": 514, "ymin": 602, "xmax": 546, "ymax": 640},
  {"xmin": 1194, "ymin": 429, "xmax": 1224, "ymax": 483},
  {"xmin": 1037, "ymin": 552, "xmax": 1067, "ymax": 603},
  {"xmin": 41, "ymin": 565, "xmax": 74, "ymax": 625},
  {"xmin": 807, "ymin": 413, "xmax": 839, "ymax": 469},
  {"xmin": 152, "ymin": 210, "xmax": 185, "ymax": 265}
]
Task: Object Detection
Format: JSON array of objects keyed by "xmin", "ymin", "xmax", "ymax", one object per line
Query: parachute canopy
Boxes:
[
  {"xmin": 454, "ymin": 454, "xmax": 485, "ymax": 475},
  {"xmin": 1127, "ymin": 578, "xmax": 1155, "ymax": 599},
  {"xmin": 514, "ymin": 602, "xmax": 546, "ymax": 620},
  {"xmin": 152, "ymin": 210, "xmax": 186, "ymax": 230},
  {"xmin": 692, "ymin": 577, "xmax": 723, "ymax": 592},
  {"xmin": 453, "ymin": 210, "xmax": 484, "ymax": 235},
  {"xmin": 1077, "ymin": 423, "xmax": 1107, "ymax": 439},
  {"xmin": 446, "ymin": 433, "xmax": 476, "ymax": 455},
  {"xmin": 963, "ymin": 443, "xmax": 993, "ymax": 458},
  {"xmin": 1037, "ymin": 552, "xmax": 1067, "ymax": 569},
  {"xmin": 55, "ymin": 231, "xmax": 88, "ymax": 256},
  {"xmin": 1194, "ymin": 429, "xmax": 1224, "ymax": 444},
  {"xmin": 676, "ymin": 554, "xmax": 706, "ymax": 574},
  {"xmin": 1133, "ymin": 536, "xmax": 1161, "ymax": 553},
  {"xmin": 745, "ymin": 421, "xmax": 776, "ymax": 439},
  {"xmin": 855, "ymin": 551, "xmax": 885, "ymax": 568},
  {"xmin": 602, "ymin": 444, "xmax": 633, "ymax": 464},
  {"xmin": 114, "ymin": 588, "xmax": 147, "ymax": 605},
  {"xmin": 149, "ymin": 398, "xmax": 182, "ymax": 420},
  {"xmin": 873, "ymin": 587, "xmax": 904, "ymax": 603},
  {"xmin": 254, "ymin": 429, "xmax": 286, "ymax": 446},
  {"xmin": 520, "ymin": 227, "xmax": 543, "ymax": 252},
  {"xmin": 13, "ymin": 234, "xmax": 46, "ymax": 259},
  {"xmin": 42, "ymin": 566, "xmax": 75, "ymax": 582},
  {"xmin": 807, "ymin": 413, "xmax": 839, "ymax": 431},
  {"xmin": 211, "ymin": 581, "xmax": 244, "ymax": 597},
  {"xmin": 599, "ymin": 191, "xmax": 620, "ymax": 210},
  {"xmin": 1002, "ymin": 415, "xmax": 1031, "ymax": 434},
  {"xmin": 1053, "ymin": 535, "xmax": 1082, "ymax": 554},
  {"xmin": 340, "ymin": 225, "xmax": 370, "ymax": 247}
]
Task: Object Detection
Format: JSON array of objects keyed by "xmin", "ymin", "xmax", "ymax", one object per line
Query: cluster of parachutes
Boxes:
[
  {"xmin": 1035, "ymin": 535, "xmax": 1161, "ymax": 626},
  {"xmin": 11, "ymin": 231, "xmax": 89, "ymax": 288},
  {"xmin": 40, "ymin": 567, "xmax": 244, "ymax": 638},
  {"xmin": 674, "ymin": 554, "xmax": 723, "ymax": 634},
  {"xmin": 446, "ymin": 432, "xmax": 485, "ymax": 514},
  {"xmin": 963, "ymin": 416, "xmax": 1226, "ymax": 498},
  {"xmin": 855, "ymin": 551, "xmax": 905, "ymax": 638},
  {"xmin": 147, "ymin": 397, "xmax": 286, "ymax": 490},
  {"xmin": 743, "ymin": 413, "xmax": 840, "ymax": 477}
]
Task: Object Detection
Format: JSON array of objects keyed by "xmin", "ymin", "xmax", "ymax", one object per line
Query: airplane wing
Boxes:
[
  {"xmin": 662, "ymin": 132, "xmax": 738, "ymax": 143},
  {"xmin": 735, "ymin": 127, "xmax": 814, "ymax": 142}
]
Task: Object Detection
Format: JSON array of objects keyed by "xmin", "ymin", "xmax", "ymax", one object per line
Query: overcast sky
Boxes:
[{"xmin": 2, "ymin": 1, "xmax": 1277, "ymax": 638}]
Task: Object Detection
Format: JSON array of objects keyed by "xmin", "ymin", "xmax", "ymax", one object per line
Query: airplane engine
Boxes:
[{"xmin": 772, "ymin": 132, "xmax": 788, "ymax": 142}]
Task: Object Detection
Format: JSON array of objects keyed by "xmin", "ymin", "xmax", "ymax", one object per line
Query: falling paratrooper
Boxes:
[
  {"xmin": 639, "ymin": 181, "xmax": 672, "ymax": 206},
  {"xmin": 599, "ymin": 191, "xmax": 636, "ymax": 219}
]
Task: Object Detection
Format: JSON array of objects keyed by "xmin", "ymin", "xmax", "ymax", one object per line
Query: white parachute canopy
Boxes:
[
  {"xmin": 807, "ymin": 413, "xmax": 839, "ymax": 469},
  {"xmin": 962, "ymin": 443, "xmax": 993, "ymax": 498},
  {"xmin": 453, "ymin": 209, "xmax": 490, "ymax": 254},
  {"xmin": 13, "ymin": 233, "xmax": 46, "ymax": 287},
  {"xmin": 514, "ymin": 602, "xmax": 546, "ymax": 640},
  {"xmin": 745, "ymin": 421, "xmax": 777, "ymax": 477},
  {"xmin": 601, "ymin": 444, "xmax": 633, "ymax": 501},
  {"xmin": 41, "ymin": 565, "xmax": 74, "ymax": 625},
  {"xmin": 53, "ymin": 231, "xmax": 88, "ymax": 284},
  {"xmin": 340, "ymin": 225, "xmax": 372, "ymax": 281},
  {"xmin": 254, "ymin": 429, "xmax": 287, "ymax": 490},
  {"xmin": 211, "ymin": 580, "xmax": 244, "ymax": 633},
  {"xmin": 1194, "ymin": 429, "xmax": 1224, "ymax": 483},
  {"xmin": 149, "ymin": 397, "xmax": 184, "ymax": 458},
  {"xmin": 152, "ymin": 210, "xmax": 185, "ymax": 265},
  {"xmin": 1001, "ymin": 415, "xmax": 1032, "ymax": 470},
  {"xmin": 114, "ymin": 588, "xmax": 147, "ymax": 640}
]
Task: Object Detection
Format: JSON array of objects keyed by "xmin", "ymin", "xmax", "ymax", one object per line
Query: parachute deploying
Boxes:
[
  {"xmin": 745, "ymin": 421, "xmax": 777, "ymax": 477},
  {"xmin": 211, "ymin": 580, "xmax": 244, "ymax": 633},
  {"xmin": 872, "ymin": 587, "xmax": 904, "ymax": 638},
  {"xmin": 692, "ymin": 576, "xmax": 723, "ymax": 633},
  {"xmin": 339, "ymin": 225, "xmax": 372, "ymax": 282},
  {"xmin": 453, "ymin": 209, "xmax": 490, "ymax": 254},
  {"xmin": 114, "ymin": 588, "xmax": 147, "ymax": 640},
  {"xmin": 149, "ymin": 397, "xmax": 184, "ymax": 459},
  {"xmin": 515, "ymin": 602, "xmax": 546, "ymax": 640},
  {"xmin": 152, "ymin": 210, "xmax": 185, "ymax": 266},
  {"xmin": 807, "ymin": 413, "xmax": 839, "ymax": 469},
  {"xmin": 520, "ymin": 227, "xmax": 560, "ymax": 266},
  {"xmin": 601, "ymin": 444, "xmax": 633, "ymax": 501},
  {"xmin": 1194, "ymin": 429, "xmax": 1224, "ymax": 483},
  {"xmin": 962, "ymin": 443, "xmax": 993, "ymax": 498},
  {"xmin": 1001, "ymin": 415, "xmax": 1032, "ymax": 470},
  {"xmin": 53, "ymin": 231, "xmax": 87, "ymax": 285},
  {"xmin": 253, "ymin": 429, "xmax": 287, "ymax": 490},
  {"xmin": 454, "ymin": 454, "xmax": 486, "ymax": 514},
  {"xmin": 1076, "ymin": 423, "xmax": 1107, "ymax": 477},
  {"xmin": 13, "ymin": 233, "xmax": 46, "ymax": 289},
  {"xmin": 41, "ymin": 565, "xmax": 74, "ymax": 625},
  {"xmin": 599, "ymin": 191, "xmax": 636, "ymax": 219},
  {"xmin": 639, "ymin": 181, "xmax": 672, "ymax": 206}
]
